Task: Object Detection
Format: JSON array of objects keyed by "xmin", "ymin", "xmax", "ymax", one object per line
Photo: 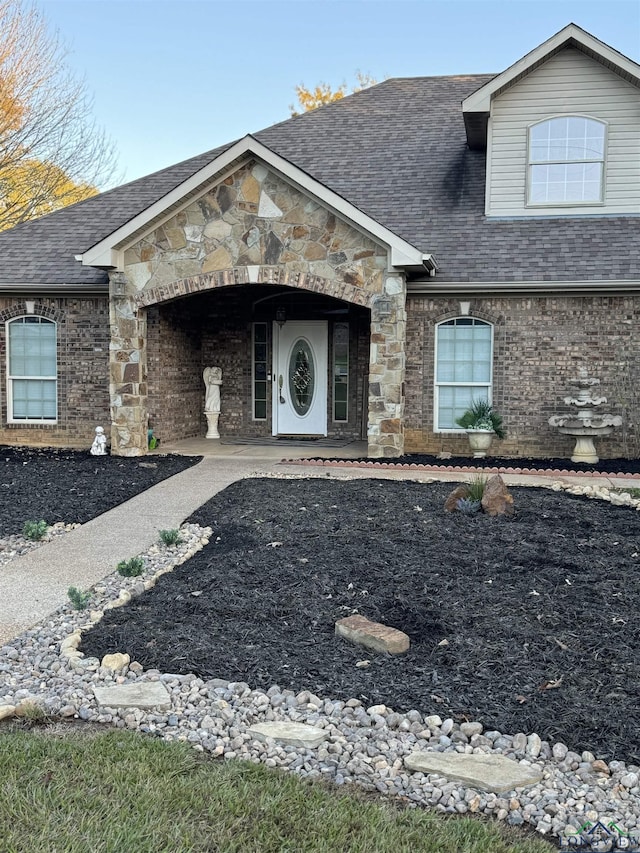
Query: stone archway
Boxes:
[{"xmin": 108, "ymin": 160, "xmax": 407, "ymax": 456}]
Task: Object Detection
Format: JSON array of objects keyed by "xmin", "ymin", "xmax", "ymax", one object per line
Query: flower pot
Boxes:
[{"xmin": 466, "ymin": 429, "xmax": 494, "ymax": 458}]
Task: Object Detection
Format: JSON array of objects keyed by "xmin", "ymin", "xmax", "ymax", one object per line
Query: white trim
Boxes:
[
  {"xmin": 6, "ymin": 316, "xmax": 58, "ymax": 424},
  {"xmin": 484, "ymin": 116, "xmax": 494, "ymax": 216},
  {"xmin": 433, "ymin": 317, "xmax": 494, "ymax": 433},
  {"xmin": 81, "ymin": 135, "xmax": 433, "ymax": 273},
  {"xmin": 463, "ymin": 24, "xmax": 640, "ymax": 115}
]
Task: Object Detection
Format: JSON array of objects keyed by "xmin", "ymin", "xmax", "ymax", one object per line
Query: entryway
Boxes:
[{"xmin": 272, "ymin": 321, "xmax": 328, "ymax": 436}]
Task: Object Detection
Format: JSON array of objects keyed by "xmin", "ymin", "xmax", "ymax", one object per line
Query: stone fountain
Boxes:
[{"xmin": 548, "ymin": 368, "xmax": 621, "ymax": 463}]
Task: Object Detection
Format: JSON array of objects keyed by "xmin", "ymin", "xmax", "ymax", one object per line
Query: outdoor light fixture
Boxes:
[
  {"xmin": 276, "ymin": 307, "xmax": 286, "ymax": 328},
  {"xmin": 374, "ymin": 296, "xmax": 392, "ymax": 320}
]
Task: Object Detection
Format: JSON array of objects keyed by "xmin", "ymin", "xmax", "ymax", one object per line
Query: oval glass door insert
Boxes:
[{"xmin": 289, "ymin": 338, "xmax": 315, "ymax": 416}]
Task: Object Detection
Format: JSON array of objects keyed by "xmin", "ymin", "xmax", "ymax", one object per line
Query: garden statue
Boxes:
[
  {"xmin": 90, "ymin": 426, "xmax": 107, "ymax": 456},
  {"xmin": 203, "ymin": 366, "xmax": 223, "ymax": 439}
]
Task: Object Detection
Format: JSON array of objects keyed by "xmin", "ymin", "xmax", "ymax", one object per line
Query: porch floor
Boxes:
[{"xmin": 155, "ymin": 437, "xmax": 368, "ymax": 460}]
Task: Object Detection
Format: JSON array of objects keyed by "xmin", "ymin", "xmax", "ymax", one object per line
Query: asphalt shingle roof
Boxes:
[{"xmin": 0, "ymin": 74, "xmax": 638, "ymax": 286}]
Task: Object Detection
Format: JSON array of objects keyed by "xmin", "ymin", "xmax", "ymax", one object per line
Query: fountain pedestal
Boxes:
[{"xmin": 557, "ymin": 426, "xmax": 614, "ymax": 464}]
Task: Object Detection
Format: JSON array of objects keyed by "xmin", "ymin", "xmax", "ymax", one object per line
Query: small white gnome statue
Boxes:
[{"xmin": 90, "ymin": 425, "xmax": 107, "ymax": 456}]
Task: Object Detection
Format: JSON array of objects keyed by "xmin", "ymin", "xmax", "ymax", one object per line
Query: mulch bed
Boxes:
[
  {"xmin": 294, "ymin": 454, "xmax": 640, "ymax": 478},
  {"xmin": 0, "ymin": 446, "xmax": 200, "ymax": 536},
  {"xmin": 80, "ymin": 477, "xmax": 640, "ymax": 764}
]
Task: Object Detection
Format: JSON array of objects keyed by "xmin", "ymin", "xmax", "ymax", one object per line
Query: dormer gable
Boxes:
[
  {"xmin": 463, "ymin": 25, "xmax": 640, "ymax": 219},
  {"xmin": 462, "ymin": 23, "xmax": 640, "ymax": 150}
]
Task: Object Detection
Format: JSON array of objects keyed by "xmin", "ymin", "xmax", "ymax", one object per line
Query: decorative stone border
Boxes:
[
  {"xmin": 0, "ymin": 522, "xmax": 80, "ymax": 569},
  {"xmin": 549, "ymin": 481, "xmax": 640, "ymax": 507},
  {"xmin": 58, "ymin": 524, "xmax": 213, "ymax": 671},
  {"xmin": 282, "ymin": 458, "xmax": 640, "ymax": 481}
]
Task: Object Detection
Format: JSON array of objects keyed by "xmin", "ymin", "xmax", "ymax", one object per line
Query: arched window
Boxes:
[
  {"xmin": 434, "ymin": 318, "xmax": 493, "ymax": 431},
  {"xmin": 7, "ymin": 316, "xmax": 57, "ymax": 422},
  {"xmin": 528, "ymin": 116, "xmax": 606, "ymax": 205}
]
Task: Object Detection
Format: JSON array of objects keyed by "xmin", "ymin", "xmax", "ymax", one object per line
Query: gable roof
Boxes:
[
  {"xmin": 463, "ymin": 23, "xmax": 640, "ymax": 148},
  {"xmin": 0, "ymin": 27, "xmax": 638, "ymax": 290},
  {"xmin": 81, "ymin": 135, "xmax": 435, "ymax": 271}
]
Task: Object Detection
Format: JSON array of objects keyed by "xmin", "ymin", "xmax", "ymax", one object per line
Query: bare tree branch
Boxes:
[{"xmin": 0, "ymin": 0, "xmax": 118, "ymax": 230}]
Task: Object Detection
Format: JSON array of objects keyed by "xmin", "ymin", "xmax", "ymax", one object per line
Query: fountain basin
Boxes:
[{"xmin": 556, "ymin": 425, "xmax": 616, "ymax": 464}]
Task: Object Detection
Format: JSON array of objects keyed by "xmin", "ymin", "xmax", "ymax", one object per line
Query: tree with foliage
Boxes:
[
  {"xmin": 0, "ymin": 0, "xmax": 117, "ymax": 231},
  {"xmin": 290, "ymin": 72, "xmax": 378, "ymax": 116}
]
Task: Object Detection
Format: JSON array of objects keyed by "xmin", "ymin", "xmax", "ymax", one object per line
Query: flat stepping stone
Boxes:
[
  {"xmin": 405, "ymin": 751, "xmax": 542, "ymax": 793},
  {"xmin": 248, "ymin": 722, "xmax": 327, "ymax": 748},
  {"xmin": 93, "ymin": 682, "xmax": 171, "ymax": 710},
  {"xmin": 335, "ymin": 615, "xmax": 410, "ymax": 654}
]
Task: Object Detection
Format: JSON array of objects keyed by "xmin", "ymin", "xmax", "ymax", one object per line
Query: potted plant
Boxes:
[{"xmin": 455, "ymin": 399, "xmax": 505, "ymax": 458}]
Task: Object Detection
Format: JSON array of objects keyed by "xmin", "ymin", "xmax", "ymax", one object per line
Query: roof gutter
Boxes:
[
  {"xmin": 0, "ymin": 282, "xmax": 109, "ymax": 296},
  {"xmin": 407, "ymin": 279, "xmax": 640, "ymax": 296}
]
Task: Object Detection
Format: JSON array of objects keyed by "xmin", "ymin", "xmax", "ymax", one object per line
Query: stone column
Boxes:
[
  {"xmin": 108, "ymin": 272, "xmax": 148, "ymax": 456},
  {"xmin": 367, "ymin": 274, "xmax": 406, "ymax": 458}
]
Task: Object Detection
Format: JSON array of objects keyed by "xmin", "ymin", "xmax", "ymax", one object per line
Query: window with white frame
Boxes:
[
  {"xmin": 7, "ymin": 316, "xmax": 57, "ymax": 422},
  {"xmin": 528, "ymin": 116, "xmax": 606, "ymax": 206},
  {"xmin": 252, "ymin": 322, "xmax": 268, "ymax": 420},
  {"xmin": 434, "ymin": 318, "xmax": 493, "ymax": 430}
]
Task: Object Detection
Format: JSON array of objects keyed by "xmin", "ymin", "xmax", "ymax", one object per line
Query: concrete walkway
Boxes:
[
  {"xmin": 0, "ymin": 457, "xmax": 264, "ymax": 645},
  {"xmin": 2, "ymin": 444, "xmax": 639, "ymax": 646}
]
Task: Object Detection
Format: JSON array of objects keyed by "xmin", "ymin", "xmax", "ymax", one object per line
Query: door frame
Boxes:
[{"xmin": 272, "ymin": 320, "xmax": 328, "ymax": 436}]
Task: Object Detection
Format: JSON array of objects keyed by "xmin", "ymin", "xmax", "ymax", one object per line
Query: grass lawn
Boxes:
[{"xmin": 0, "ymin": 725, "xmax": 555, "ymax": 853}]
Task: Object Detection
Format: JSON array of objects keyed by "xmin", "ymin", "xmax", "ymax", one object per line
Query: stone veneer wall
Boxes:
[
  {"xmin": 0, "ymin": 297, "xmax": 110, "ymax": 448},
  {"xmin": 405, "ymin": 294, "xmax": 640, "ymax": 459},
  {"xmin": 110, "ymin": 159, "xmax": 406, "ymax": 456}
]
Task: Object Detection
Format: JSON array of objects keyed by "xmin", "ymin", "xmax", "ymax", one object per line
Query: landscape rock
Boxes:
[
  {"xmin": 404, "ymin": 751, "xmax": 543, "ymax": 793},
  {"xmin": 93, "ymin": 682, "xmax": 171, "ymax": 710},
  {"xmin": 481, "ymin": 475, "xmax": 514, "ymax": 516},
  {"xmin": 335, "ymin": 615, "xmax": 410, "ymax": 654},
  {"xmin": 100, "ymin": 652, "xmax": 130, "ymax": 671},
  {"xmin": 249, "ymin": 722, "xmax": 328, "ymax": 748},
  {"xmin": 444, "ymin": 484, "xmax": 471, "ymax": 512}
]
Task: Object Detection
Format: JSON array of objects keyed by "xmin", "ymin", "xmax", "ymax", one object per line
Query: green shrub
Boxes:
[
  {"xmin": 468, "ymin": 475, "xmax": 488, "ymax": 502},
  {"xmin": 455, "ymin": 399, "xmax": 505, "ymax": 439},
  {"xmin": 159, "ymin": 528, "xmax": 182, "ymax": 546},
  {"xmin": 117, "ymin": 556, "xmax": 144, "ymax": 577},
  {"xmin": 22, "ymin": 520, "xmax": 48, "ymax": 541},
  {"xmin": 67, "ymin": 587, "xmax": 90, "ymax": 610}
]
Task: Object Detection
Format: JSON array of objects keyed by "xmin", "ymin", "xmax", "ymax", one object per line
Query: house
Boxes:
[{"xmin": 0, "ymin": 23, "xmax": 638, "ymax": 459}]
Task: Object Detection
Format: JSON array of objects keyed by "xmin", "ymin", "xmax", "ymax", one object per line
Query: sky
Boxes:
[{"xmin": 38, "ymin": 0, "xmax": 640, "ymax": 186}]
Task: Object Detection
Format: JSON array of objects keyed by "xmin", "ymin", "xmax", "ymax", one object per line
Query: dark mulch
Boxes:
[
  {"xmin": 0, "ymin": 446, "xmax": 201, "ymax": 536},
  {"xmin": 80, "ymin": 477, "xmax": 640, "ymax": 763},
  {"xmin": 306, "ymin": 454, "xmax": 640, "ymax": 476}
]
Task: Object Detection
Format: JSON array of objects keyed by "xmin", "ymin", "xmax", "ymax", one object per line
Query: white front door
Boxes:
[{"xmin": 272, "ymin": 321, "xmax": 328, "ymax": 436}]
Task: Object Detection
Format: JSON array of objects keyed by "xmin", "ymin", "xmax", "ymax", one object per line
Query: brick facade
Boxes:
[
  {"xmin": 0, "ymin": 297, "xmax": 110, "ymax": 448},
  {"xmin": 405, "ymin": 294, "xmax": 640, "ymax": 459}
]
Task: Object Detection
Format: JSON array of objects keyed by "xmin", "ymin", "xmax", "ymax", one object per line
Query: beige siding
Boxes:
[{"xmin": 486, "ymin": 48, "xmax": 640, "ymax": 217}]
